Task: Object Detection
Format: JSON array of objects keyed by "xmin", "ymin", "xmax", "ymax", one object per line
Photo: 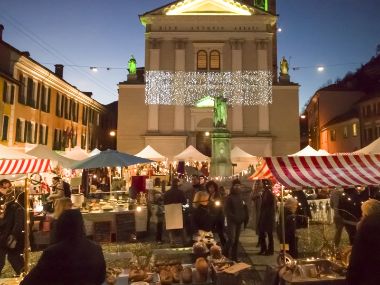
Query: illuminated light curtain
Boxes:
[{"xmin": 145, "ymin": 70, "xmax": 272, "ymax": 106}]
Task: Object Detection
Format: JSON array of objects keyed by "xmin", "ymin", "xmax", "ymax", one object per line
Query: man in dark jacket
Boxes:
[
  {"xmin": 20, "ymin": 209, "xmax": 106, "ymax": 285},
  {"xmin": 258, "ymin": 179, "xmax": 276, "ymax": 255},
  {"xmin": 164, "ymin": 179, "xmax": 187, "ymax": 245},
  {"xmin": 224, "ymin": 179, "xmax": 246, "ymax": 261}
]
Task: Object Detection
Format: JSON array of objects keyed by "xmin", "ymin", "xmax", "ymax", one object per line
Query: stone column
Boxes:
[
  {"xmin": 256, "ymin": 39, "xmax": 270, "ymax": 133},
  {"xmin": 148, "ymin": 39, "xmax": 160, "ymax": 132},
  {"xmin": 230, "ymin": 39, "xmax": 243, "ymax": 132},
  {"xmin": 174, "ymin": 39, "xmax": 186, "ymax": 132}
]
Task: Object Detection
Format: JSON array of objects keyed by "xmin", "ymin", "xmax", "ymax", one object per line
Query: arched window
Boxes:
[
  {"xmin": 197, "ymin": 50, "xmax": 208, "ymax": 70},
  {"xmin": 209, "ymin": 50, "xmax": 220, "ymax": 70}
]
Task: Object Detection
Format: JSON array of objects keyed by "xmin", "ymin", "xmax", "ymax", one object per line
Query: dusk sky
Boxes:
[{"xmin": 1, "ymin": 0, "xmax": 379, "ymax": 111}]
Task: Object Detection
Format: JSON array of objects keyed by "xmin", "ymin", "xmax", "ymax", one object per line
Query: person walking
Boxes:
[
  {"xmin": 20, "ymin": 209, "xmax": 106, "ymax": 285},
  {"xmin": 257, "ymin": 179, "xmax": 276, "ymax": 256},
  {"xmin": 0, "ymin": 180, "xmax": 24, "ymax": 276},
  {"xmin": 224, "ymin": 179, "xmax": 246, "ymax": 261}
]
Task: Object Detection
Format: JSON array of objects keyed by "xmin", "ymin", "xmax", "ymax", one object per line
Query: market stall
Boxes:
[
  {"xmin": 263, "ymin": 154, "xmax": 380, "ymax": 284},
  {"xmin": 72, "ymin": 149, "xmax": 153, "ymax": 242}
]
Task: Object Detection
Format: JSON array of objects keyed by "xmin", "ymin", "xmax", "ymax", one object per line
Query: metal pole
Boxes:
[
  {"xmin": 281, "ymin": 185, "xmax": 286, "ymax": 256},
  {"xmin": 23, "ymin": 178, "xmax": 30, "ymax": 273}
]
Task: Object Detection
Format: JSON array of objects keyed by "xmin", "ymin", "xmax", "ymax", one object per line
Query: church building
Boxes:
[{"xmin": 118, "ymin": 0, "xmax": 300, "ymax": 159}]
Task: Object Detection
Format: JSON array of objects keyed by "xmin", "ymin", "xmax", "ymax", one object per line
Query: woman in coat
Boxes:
[
  {"xmin": 21, "ymin": 209, "xmax": 106, "ymax": 285},
  {"xmin": 257, "ymin": 179, "xmax": 276, "ymax": 255}
]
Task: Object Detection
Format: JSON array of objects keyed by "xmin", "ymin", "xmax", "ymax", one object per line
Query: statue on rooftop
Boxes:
[
  {"xmin": 280, "ymin": 56, "xmax": 289, "ymax": 75},
  {"xmin": 128, "ymin": 55, "xmax": 137, "ymax": 75}
]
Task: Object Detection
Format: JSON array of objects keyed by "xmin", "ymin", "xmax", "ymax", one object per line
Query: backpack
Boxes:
[{"xmin": 63, "ymin": 181, "xmax": 71, "ymax": 197}]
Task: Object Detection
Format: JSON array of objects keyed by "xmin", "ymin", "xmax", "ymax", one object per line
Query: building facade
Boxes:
[
  {"xmin": 0, "ymin": 25, "xmax": 106, "ymax": 152},
  {"xmin": 304, "ymin": 54, "xmax": 380, "ymax": 153},
  {"xmin": 118, "ymin": 0, "xmax": 300, "ymax": 159}
]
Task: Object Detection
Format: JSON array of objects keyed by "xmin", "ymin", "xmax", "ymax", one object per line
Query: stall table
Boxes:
[{"xmin": 82, "ymin": 206, "xmax": 148, "ymax": 236}]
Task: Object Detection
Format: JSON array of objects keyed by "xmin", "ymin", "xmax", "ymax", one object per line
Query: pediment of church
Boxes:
[{"xmin": 142, "ymin": 0, "xmax": 270, "ymax": 17}]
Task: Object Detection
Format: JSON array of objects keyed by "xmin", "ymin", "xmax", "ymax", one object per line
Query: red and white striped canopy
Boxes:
[
  {"xmin": 0, "ymin": 159, "xmax": 50, "ymax": 175},
  {"xmin": 248, "ymin": 162, "xmax": 273, "ymax": 180},
  {"xmin": 265, "ymin": 155, "xmax": 380, "ymax": 188}
]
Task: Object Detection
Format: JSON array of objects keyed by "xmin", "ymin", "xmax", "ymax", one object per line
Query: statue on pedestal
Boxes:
[
  {"xmin": 280, "ymin": 56, "xmax": 289, "ymax": 75},
  {"xmin": 213, "ymin": 96, "xmax": 227, "ymax": 128},
  {"xmin": 279, "ymin": 56, "xmax": 290, "ymax": 84},
  {"xmin": 128, "ymin": 55, "xmax": 137, "ymax": 75}
]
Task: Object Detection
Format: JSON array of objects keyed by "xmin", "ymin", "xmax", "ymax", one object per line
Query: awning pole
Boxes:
[{"xmin": 23, "ymin": 177, "xmax": 31, "ymax": 274}]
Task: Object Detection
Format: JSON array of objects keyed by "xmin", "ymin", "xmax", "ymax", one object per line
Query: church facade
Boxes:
[{"xmin": 118, "ymin": 0, "xmax": 300, "ymax": 159}]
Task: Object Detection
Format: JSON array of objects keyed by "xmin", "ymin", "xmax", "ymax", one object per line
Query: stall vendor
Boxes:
[{"xmin": 47, "ymin": 177, "xmax": 65, "ymax": 203}]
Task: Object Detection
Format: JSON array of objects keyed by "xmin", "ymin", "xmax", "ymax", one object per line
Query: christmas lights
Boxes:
[{"xmin": 145, "ymin": 70, "xmax": 272, "ymax": 106}]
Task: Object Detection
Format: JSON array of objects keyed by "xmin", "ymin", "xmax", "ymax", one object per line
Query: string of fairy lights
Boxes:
[{"xmin": 145, "ymin": 70, "xmax": 273, "ymax": 105}]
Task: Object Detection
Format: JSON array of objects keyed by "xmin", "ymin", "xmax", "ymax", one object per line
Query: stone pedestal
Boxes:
[
  {"xmin": 279, "ymin": 73, "xmax": 290, "ymax": 84},
  {"xmin": 210, "ymin": 129, "xmax": 232, "ymax": 177},
  {"xmin": 127, "ymin": 74, "xmax": 138, "ymax": 81}
]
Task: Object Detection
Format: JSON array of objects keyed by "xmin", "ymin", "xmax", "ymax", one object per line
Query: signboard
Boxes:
[
  {"xmin": 164, "ymin": 203, "xmax": 183, "ymax": 230},
  {"xmin": 93, "ymin": 221, "xmax": 112, "ymax": 243},
  {"xmin": 115, "ymin": 212, "xmax": 135, "ymax": 242}
]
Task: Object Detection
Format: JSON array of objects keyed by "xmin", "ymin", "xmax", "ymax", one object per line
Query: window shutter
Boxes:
[
  {"xmin": 10, "ymin": 85, "xmax": 14, "ymax": 104},
  {"xmin": 2, "ymin": 116, "xmax": 9, "ymax": 140},
  {"xmin": 15, "ymin": 119, "xmax": 21, "ymax": 142},
  {"xmin": 47, "ymin": 88, "xmax": 51, "ymax": 113},
  {"xmin": 36, "ymin": 83, "xmax": 41, "ymax": 109},
  {"xmin": 45, "ymin": 126, "xmax": 49, "ymax": 145},
  {"xmin": 2, "ymin": 82, "xmax": 7, "ymax": 102},
  {"xmin": 34, "ymin": 123, "xmax": 38, "ymax": 144},
  {"xmin": 27, "ymin": 78, "xmax": 33, "ymax": 106}
]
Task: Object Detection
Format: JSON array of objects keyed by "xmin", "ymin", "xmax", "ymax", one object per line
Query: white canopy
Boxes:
[
  {"xmin": 89, "ymin": 148, "xmax": 101, "ymax": 157},
  {"xmin": 231, "ymin": 146, "xmax": 256, "ymax": 162},
  {"xmin": 289, "ymin": 145, "xmax": 320, "ymax": 156},
  {"xmin": 26, "ymin": 145, "xmax": 76, "ymax": 168},
  {"xmin": 62, "ymin": 146, "xmax": 89, "ymax": 161},
  {"xmin": 354, "ymin": 137, "xmax": 380, "ymax": 154},
  {"xmin": 317, "ymin": 149, "xmax": 330, "ymax": 156},
  {"xmin": 174, "ymin": 145, "xmax": 210, "ymax": 161},
  {"xmin": 0, "ymin": 144, "xmax": 36, "ymax": 159},
  {"xmin": 135, "ymin": 145, "xmax": 167, "ymax": 161}
]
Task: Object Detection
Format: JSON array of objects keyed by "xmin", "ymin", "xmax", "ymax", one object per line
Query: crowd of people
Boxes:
[{"xmin": 2, "ymin": 173, "xmax": 380, "ymax": 284}]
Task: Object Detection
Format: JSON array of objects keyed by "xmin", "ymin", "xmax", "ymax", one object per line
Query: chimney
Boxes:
[
  {"xmin": 82, "ymin": 92, "xmax": 93, "ymax": 98},
  {"xmin": 54, "ymin": 64, "xmax": 64, "ymax": 79},
  {"xmin": 0, "ymin": 24, "xmax": 4, "ymax": 41}
]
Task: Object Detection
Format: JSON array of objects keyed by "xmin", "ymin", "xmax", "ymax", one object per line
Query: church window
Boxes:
[
  {"xmin": 197, "ymin": 50, "xmax": 208, "ymax": 70},
  {"xmin": 209, "ymin": 50, "xmax": 220, "ymax": 70}
]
